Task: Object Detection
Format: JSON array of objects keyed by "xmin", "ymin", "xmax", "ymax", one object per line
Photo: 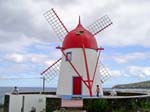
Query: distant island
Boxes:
[{"xmin": 113, "ymin": 80, "xmax": 150, "ymax": 89}]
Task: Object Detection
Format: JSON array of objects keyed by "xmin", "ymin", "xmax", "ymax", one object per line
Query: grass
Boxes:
[{"xmin": 83, "ymin": 98, "xmax": 150, "ymax": 112}]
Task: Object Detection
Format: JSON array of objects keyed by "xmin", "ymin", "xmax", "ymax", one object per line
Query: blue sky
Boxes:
[{"xmin": 0, "ymin": 0, "xmax": 150, "ymax": 87}]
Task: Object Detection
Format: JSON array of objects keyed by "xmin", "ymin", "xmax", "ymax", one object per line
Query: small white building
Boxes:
[{"xmin": 4, "ymin": 93, "xmax": 60, "ymax": 112}]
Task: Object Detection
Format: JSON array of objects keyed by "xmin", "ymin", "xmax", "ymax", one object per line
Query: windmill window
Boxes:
[
  {"xmin": 79, "ymin": 30, "xmax": 84, "ymax": 33},
  {"xmin": 76, "ymin": 30, "xmax": 84, "ymax": 35},
  {"xmin": 65, "ymin": 52, "xmax": 72, "ymax": 61}
]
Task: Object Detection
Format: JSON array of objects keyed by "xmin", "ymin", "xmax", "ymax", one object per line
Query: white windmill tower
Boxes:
[{"xmin": 41, "ymin": 9, "xmax": 112, "ymax": 99}]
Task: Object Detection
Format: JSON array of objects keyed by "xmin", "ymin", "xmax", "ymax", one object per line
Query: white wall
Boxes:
[
  {"xmin": 8, "ymin": 94, "xmax": 51, "ymax": 112},
  {"xmin": 23, "ymin": 95, "xmax": 46, "ymax": 112},
  {"xmin": 57, "ymin": 48, "xmax": 103, "ymax": 97},
  {"xmin": 9, "ymin": 95, "xmax": 22, "ymax": 112}
]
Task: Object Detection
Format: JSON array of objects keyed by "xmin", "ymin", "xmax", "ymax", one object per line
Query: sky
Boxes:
[{"xmin": 0, "ymin": 0, "xmax": 150, "ymax": 87}]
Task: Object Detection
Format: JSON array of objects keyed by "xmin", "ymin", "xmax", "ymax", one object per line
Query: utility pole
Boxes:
[{"xmin": 42, "ymin": 76, "xmax": 46, "ymax": 93}]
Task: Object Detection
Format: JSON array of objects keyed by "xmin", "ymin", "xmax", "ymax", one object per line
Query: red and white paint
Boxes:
[{"xmin": 56, "ymin": 22, "xmax": 104, "ymax": 98}]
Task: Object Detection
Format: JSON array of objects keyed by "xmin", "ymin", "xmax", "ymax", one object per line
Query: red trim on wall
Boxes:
[
  {"xmin": 82, "ymin": 45, "xmax": 92, "ymax": 96},
  {"xmin": 61, "ymin": 49, "xmax": 89, "ymax": 88},
  {"xmin": 58, "ymin": 46, "xmax": 103, "ymax": 97},
  {"xmin": 91, "ymin": 50, "xmax": 101, "ymax": 87}
]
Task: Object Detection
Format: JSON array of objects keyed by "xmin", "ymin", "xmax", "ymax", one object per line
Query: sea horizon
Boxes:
[{"xmin": 0, "ymin": 86, "xmax": 57, "ymax": 106}]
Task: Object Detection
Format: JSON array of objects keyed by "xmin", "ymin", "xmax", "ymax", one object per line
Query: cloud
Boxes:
[
  {"xmin": 96, "ymin": 0, "xmax": 150, "ymax": 47},
  {"xmin": 0, "ymin": 34, "xmax": 39, "ymax": 53},
  {"xmin": 0, "ymin": 0, "xmax": 55, "ymax": 45},
  {"xmin": 4, "ymin": 51, "xmax": 59, "ymax": 66},
  {"xmin": 44, "ymin": 60, "xmax": 56, "ymax": 66},
  {"xmin": 126, "ymin": 66, "xmax": 150, "ymax": 78},
  {"xmin": 46, "ymin": 0, "xmax": 79, "ymax": 6},
  {"xmin": 0, "ymin": 63, "xmax": 33, "ymax": 75},
  {"xmin": 109, "ymin": 65, "xmax": 150, "ymax": 78},
  {"xmin": 112, "ymin": 52, "xmax": 150, "ymax": 64},
  {"xmin": 6, "ymin": 53, "xmax": 25, "ymax": 63},
  {"xmin": 1, "ymin": 0, "xmax": 150, "ymax": 48},
  {"xmin": 109, "ymin": 69, "xmax": 122, "ymax": 77},
  {"xmin": 29, "ymin": 54, "xmax": 49, "ymax": 65},
  {"xmin": 0, "ymin": 0, "xmax": 150, "ymax": 86}
]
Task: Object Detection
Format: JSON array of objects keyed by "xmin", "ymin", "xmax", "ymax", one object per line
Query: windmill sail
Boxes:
[
  {"xmin": 41, "ymin": 58, "xmax": 62, "ymax": 82},
  {"xmin": 99, "ymin": 61, "xmax": 111, "ymax": 83},
  {"xmin": 86, "ymin": 15, "xmax": 112, "ymax": 35},
  {"xmin": 41, "ymin": 58, "xmax": 111, "ymax": 84},
  {"xmin": 44, "ymin": 8, "xmax": 68, "ymax": 41}
]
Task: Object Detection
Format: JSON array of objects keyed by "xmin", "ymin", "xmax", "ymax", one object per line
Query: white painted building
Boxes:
[
  {"xmin": 56, "ymin": 23, "xmax": 103, "ymax": 99},
  {"xmin": 4, "ymin": 93, "xmax": 59, "ymax": 112}
]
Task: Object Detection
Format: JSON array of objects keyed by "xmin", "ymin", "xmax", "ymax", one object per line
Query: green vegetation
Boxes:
[
  {"xmin": 46, "ymin": 98, "xmax": 61, "ymax": 112},
  {"xmin": 83, "ymin": 98, "xmax": 150, "ymax": 112},
  {"xmin": 140, "ymin": 101, "xmax": 150, "ymax": 109},
  {"xmin": 83, "ymin": 99, "xmax": 109, "ymax": 112}
]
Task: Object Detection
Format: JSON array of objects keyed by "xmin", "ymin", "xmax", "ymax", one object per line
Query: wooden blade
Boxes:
[
  {"xmin": 86, "ymin": 15, "xmax": 112, "ymax": 35},
  {"xmin": 41, "ymin": 58, "xmax": 62, "ymax": 82},
  {"xmin": 44, "ymin": 8, "xmax": 68, "ymax": 42},
  {"xmin": 99, "ymin": 61, "xmax": 111, "ymax": 83}
]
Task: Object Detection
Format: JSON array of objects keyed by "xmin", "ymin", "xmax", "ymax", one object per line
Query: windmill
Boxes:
[{"xmin": 41, "ymin": 8, "xmax": 112, "ymax": 98}]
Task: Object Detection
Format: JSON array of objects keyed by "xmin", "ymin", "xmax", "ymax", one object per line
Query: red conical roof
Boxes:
[{"xmin": 62, "ymin": 22, "xmax": 98, "ymax": 49}]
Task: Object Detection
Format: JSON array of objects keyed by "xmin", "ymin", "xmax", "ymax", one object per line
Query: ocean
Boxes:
[{"xmin": 0, "ymin": 87, "xmax": 56, "ymax": 106}]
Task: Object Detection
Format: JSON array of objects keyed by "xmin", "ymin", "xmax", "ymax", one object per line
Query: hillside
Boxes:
[{"xmin": 113, "ymin": 81, "xmax": 150, "ymax": 89}]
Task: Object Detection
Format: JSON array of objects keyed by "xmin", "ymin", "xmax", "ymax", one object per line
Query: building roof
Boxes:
[{"xmin": 62, "ymin": 22, "xmax": 98, "ymax": 49}]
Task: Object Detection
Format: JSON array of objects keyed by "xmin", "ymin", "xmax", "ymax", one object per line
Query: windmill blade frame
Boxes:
[
  {"xmin": 99, "ymin": 61, "xmax": 111, "ymax": 83},
  {"xmin": 86, "ymin": 15, "xmax": 112, "ymax": 35},
  {"xmin": 44, "ymin": 8, "xmax": 68, "ymax": 42},
  {"xmin": 41, "ymin": 58, "xmax": 62, "ymax": 82}
]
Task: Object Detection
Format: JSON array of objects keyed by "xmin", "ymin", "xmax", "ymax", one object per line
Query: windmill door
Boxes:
[{"xmin": 73, "ymin": 77, "xmax": 82, "ymax": 95}]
